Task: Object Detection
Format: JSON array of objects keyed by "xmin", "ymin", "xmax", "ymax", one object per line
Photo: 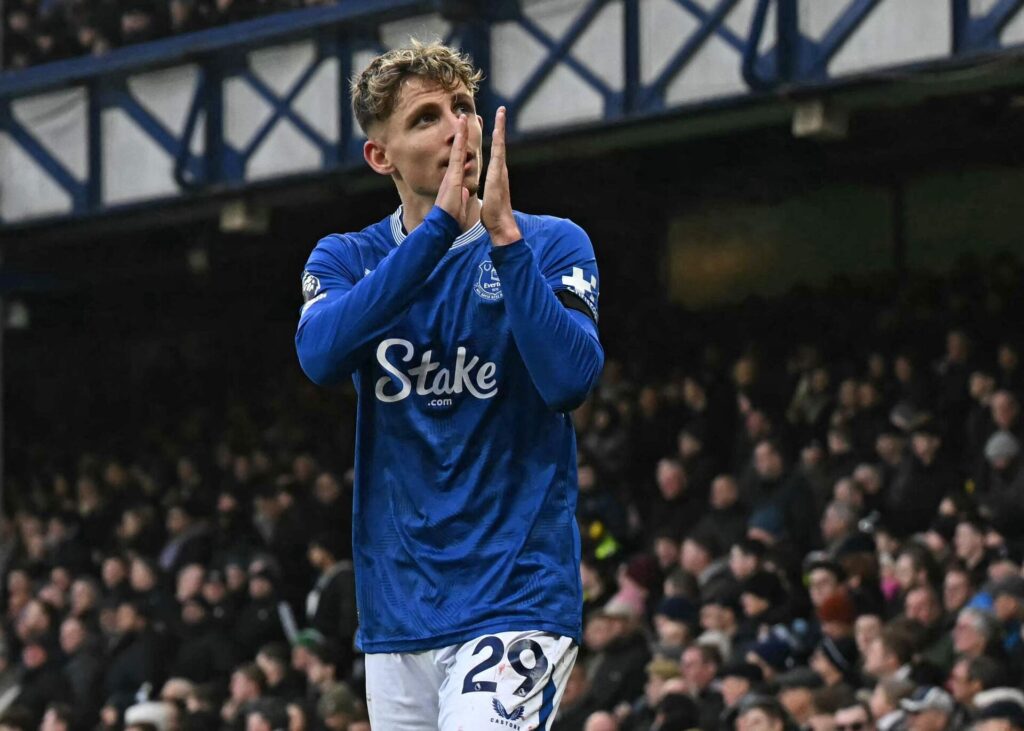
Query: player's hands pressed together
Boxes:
[
  {"xmin": 482, "ymin": 107, "xmax": 523, "ymax": 247},
  {"xmin": 435, "ymin": 114, "xmax": 473, "ymax": 230}
]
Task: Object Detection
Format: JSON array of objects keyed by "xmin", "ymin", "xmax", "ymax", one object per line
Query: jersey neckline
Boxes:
[{"xmin": 390, "ymin": 204, "xmax": 487, "ymax": 250}]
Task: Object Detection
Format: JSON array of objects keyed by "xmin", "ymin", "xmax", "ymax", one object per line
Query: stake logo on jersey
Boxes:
[
  {"xmin": 560, "ymin": 266, "xmax": 599, "ymax": 320},
  {"xmin": 374, "ymin": 338, "xmax": 498, "ymax": 403},
  {"xmin": 474, "ymin": 259, "xmax": 503, "ymax": 302}
]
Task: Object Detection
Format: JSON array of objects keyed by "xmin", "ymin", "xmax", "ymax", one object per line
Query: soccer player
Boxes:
[{"xmin": 295, "ymin": 41, "xmax": 604, "ymax": 729}]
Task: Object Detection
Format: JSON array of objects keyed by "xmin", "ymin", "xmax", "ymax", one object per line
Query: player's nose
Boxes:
[{"xmin": 444, "ymin": 111, "xmax": 467, "ymax": 147}]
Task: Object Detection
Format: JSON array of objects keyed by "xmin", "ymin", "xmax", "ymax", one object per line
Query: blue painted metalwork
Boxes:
[
  {"xmin": 640, "ymin": 0, "xmax": 745, "ymax": 111},
  {"xmin": 953, "ymin": 0, "xmax": 1024, "ymax": 52},
  {"xmin": 2, "ymin": 0, "xmax": 1024, "ymax": 229},
  {"xmin": 505, "ymin": 0, "xmax": 618, "ymax": 126}
]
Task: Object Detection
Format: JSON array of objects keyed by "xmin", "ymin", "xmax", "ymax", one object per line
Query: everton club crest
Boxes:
[{"xmin": 474, "ymin": 259, "xmax": 503, "ymax": 302}]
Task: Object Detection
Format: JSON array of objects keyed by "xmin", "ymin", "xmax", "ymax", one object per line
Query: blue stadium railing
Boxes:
[{"xmin": 1, "ymin": 0, "xmax": 1023, "ymax": 229}]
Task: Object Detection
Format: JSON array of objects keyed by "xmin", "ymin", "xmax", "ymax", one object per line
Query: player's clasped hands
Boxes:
[{"xmin": 434, "ymin": 108, "xmax": 522, "ymax": 246}]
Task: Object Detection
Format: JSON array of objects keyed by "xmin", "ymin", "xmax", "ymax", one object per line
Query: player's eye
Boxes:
[
  {"xmin": 455, "ymin": 102, "xmax": 473, "ymax": 114},
  {"xmin": 415, "ymin": 112, "xmax": 436, "ymax": 125}
]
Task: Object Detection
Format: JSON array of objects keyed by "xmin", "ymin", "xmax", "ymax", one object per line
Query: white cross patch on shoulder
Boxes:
[
  {"xmin": 561, "ymin": 267, "xmax": 597, "ymax": 296},
  {"xmin": 561, "ymin": 266, "xmax": 599, "ymax": 318}
]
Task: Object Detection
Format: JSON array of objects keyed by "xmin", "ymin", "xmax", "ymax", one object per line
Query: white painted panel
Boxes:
[
  {"xmin": 971, "ymin": 0, "xmax": 1000, "ymax": 16},
  {"xmin": 0, "ymin": 131, "xmax": 73, "ymax": 221},
  {"xmin": 103, "ymin": 108, "xmax": 176, "ymax": 205},
  {"xmin": 379, "ymin": 13, "xmax": 451, "ymax": 48},
  {"xmin": 491, "ymin": 21, "xmax": 548, "ymax": 100},
  {"xmin": 126, "ymin": 65, "xmax": 199, "ymax": 137},
  {"xmin": 517, "ymin": 63, "xmax": 603, "ymax": 131},
  {"xmin": 246, "ymin": 120, "xmax": 321, "ymax": 180},
  {"xmin": 11, "ymin": 87, "xmax": 88, "ymax": 182},
  {"xmin": 572, "ymin": 0, "xmax": 624, "ymax": 92},
  {"xmin": 1002, "ymin": 6, "xmax": 1024, "ymax": 45},
  {"xmin": 640, "ymin": 0, "xmax": 700, "ymax": 85},
  {"xmin": 293, "ymin": 58, "xmax": 340, "ymax": 143},
  {"xmin": 828, "ymin": 0, "xmax": 950, "ymax": 77},
  {"xmin": 665, "ymin": 33, "xmax": 745, "ymax": 106},
  {"xmin": 224, "ymin": 77, "xmax": 273, "ymax": 151},
  {"xmin": 250, "ymin": 41, "xmax": 317, "ymax": 98},
  {"xmin": 799, "ymin": 0, "xmax": 850, "ymax": 43},
  {"xmin": 524, "ymin": 0, "xmax": 587, "ymax": 40}
]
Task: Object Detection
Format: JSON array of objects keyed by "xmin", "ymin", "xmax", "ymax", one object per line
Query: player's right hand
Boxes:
[{"xmin": 435, "ymin": 114, "xmax": 471, "ymax": 229}]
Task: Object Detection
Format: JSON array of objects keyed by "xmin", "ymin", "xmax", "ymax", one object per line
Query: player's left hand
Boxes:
[{"xmin": 482, "ymin": 106, "xmax": 523, "ymax": 247}]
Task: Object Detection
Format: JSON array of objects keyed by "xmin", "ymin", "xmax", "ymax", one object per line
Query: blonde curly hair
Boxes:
[{"xmin": 350, "ymin": 40, "xmax": 483, "ymax": 134}]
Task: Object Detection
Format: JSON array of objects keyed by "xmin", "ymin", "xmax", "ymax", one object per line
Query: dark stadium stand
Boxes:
[
  {"xmin": 4, "ymin": 1, "xmax": 1024, "ymax": 730},
  {"xmin": 2, "ymin": 0, "xmax": 339, "ymax": 70},
  {"xmin": 2, "ymin": 256, "xmax": 1024, "ymax": 730}
]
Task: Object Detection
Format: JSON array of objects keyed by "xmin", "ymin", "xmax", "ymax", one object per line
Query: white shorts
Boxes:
[{"xmin": 364, "ymin": 630, "xmax": 578, "ymax": 730}]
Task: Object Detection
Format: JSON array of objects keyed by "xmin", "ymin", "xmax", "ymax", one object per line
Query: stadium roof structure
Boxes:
[{"xmin": 1, "ymin": 0, "xmax": 1024, "ymax": 232}]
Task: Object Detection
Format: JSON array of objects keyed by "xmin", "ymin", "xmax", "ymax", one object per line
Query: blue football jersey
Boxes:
[{"xmin": 296, "ymin": 205, "xmax": 603, "ymax": 653}]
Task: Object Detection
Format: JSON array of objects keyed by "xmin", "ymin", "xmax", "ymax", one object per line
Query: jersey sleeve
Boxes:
[
  {"xmin": 489, "ymin": 218, "xmax": 604, "ymax": 412},
  {"xmin": 295, "ymin": 207, "xmax": 460, "ymax": 386}
]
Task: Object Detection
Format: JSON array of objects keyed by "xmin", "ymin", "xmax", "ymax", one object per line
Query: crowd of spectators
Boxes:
[
  {"xmin": 2, "ymin": 0, "xmax": 338, "ymax": 70},
  {"xmin": 3, "ymin": 256, "xmax": 1024, "ymax": 731}
]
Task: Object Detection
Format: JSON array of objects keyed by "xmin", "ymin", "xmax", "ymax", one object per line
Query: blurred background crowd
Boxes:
[
  {"xmin": 1, "ymin": 0, "xmax": 339, "ymax": 69},
  {"xmin": 2, "ymin": 255, "xmax": 1024, "ymax": 731}
]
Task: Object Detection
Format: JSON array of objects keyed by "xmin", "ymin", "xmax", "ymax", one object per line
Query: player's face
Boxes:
[{"xmin": 370, "ymin": 76, "xmax": 483, "ymax": 201}]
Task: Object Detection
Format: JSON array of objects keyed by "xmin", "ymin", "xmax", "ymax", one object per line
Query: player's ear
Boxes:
[{"xmin": 363, "ymin": 138, "xmax": 394, "ymax": 176}]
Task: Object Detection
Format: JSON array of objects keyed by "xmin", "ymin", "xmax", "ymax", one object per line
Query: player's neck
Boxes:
[{"xmin": 401, "ymin": 194, "xmax": 481, "ymax": 235}]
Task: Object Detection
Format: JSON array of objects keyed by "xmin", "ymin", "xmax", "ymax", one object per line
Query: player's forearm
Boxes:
[
  {"xmin": 490, "ymin": 240, "xmax": 604, "ymax": 411},
  {"xmin": 296, "ymin": 207, "xmax": 460, "ymax": 385}
]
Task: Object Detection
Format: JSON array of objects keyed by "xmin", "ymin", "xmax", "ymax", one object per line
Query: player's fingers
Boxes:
[
  {"xmin": 490, "ymin": 107, "xmax": 507, "ymax": 165},
  {"xmin": 444, "ymin": 115, "xmax": 468, "ymax": 187}
]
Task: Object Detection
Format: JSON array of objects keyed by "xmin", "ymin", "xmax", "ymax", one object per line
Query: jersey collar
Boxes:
[{"xmin": 390, "ymin": 204, "xmax": 487, "ymax": 250}]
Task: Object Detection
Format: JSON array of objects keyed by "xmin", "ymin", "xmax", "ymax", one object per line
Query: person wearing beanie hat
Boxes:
[
  {"xmin": 623, "ymin": 553, "xmax": 662, "ymax": 597},
  {"xmin": 737, "ymin": 571, "xmax": 790, "ymax": 643},
  {"xmin": 653, "ymin": 597, "xmax": 697, "ymax": 656},
  {"xmin": 985, "ymin": 431, "xmax": 1021, "ymax": 465},
  {"xmin": 810, "ymin": 635, "xmax": 860, "ymax": 690},
  {"xmin": 900, "ymin": 686, "xmax": 954, "ymax": 731},
  {"xmin": 745, "ymin": 636, "xmax": 791, "ymax": 683},
  {"xmin": 818, "ymin": 590, "xmax": 857, "ymax": 640},
  {"xmin": 974, "ymin": 699, "xmax": 1024, "ymax": 731},
  {"xmin": 718, "ymin": 661, "xmax": 763, "ymax": 711},
  {"xmin": 748, "ymin": 505, "xmax": 786, "ymax": 546},
  {"xmin": 978, "ymin": 430, "xmax": 1024, "ymax": 536}
]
